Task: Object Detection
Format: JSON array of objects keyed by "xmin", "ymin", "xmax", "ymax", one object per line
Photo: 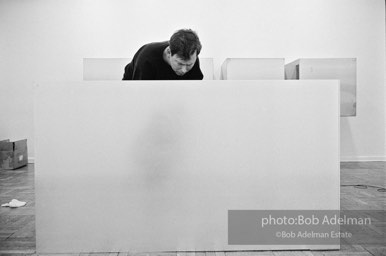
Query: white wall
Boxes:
[{"xmin": 0, "ymin": 0, "xmax": 385, "ymax": 161}]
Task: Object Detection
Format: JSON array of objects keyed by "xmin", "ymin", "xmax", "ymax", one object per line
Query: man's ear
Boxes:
[{"xmin": 166, "ymin": 46, "xmax": 171, "ymax": 56}]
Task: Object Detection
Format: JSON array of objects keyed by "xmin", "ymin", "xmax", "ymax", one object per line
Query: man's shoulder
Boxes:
[
  {"xmin": 138, "ymin": 41, "xmax": 168, "ymax": 56},
  {"xmin": 133, "ymin": 41, "xmax": 168, "ymax": 66}
]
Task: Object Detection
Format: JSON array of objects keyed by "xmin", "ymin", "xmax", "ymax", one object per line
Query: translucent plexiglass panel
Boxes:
[
  {"xmin": 35, "ymin": 80, "xmax": 339, "ymax": 253},
  {"xmin": 285, "ymin": 58, "xmax": 356, "ymax": 117}
]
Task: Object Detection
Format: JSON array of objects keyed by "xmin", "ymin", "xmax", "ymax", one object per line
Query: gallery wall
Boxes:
[{"xmin": 0, "ymin": 0, "xmax": 384, "ymax": 161}]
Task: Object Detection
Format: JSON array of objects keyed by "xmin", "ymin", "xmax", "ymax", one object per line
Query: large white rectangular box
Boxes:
[
  {"xmin": 221, "ymin": 58, "xmax": 285, "ymax": 80},
  {"xmin": 83, "ymin": 58, "xmax": 215, "ymax": 80},
  {"xmin": 35, "ymin": 80, "xmax": 340, "ymax": 253},
  {"xmin": 285, "ymin": 58, "xmax": 356, "ymax": 116}
]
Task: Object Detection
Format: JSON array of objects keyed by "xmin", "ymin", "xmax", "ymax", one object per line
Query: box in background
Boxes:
[
  {"xmin": 0, "ymin": 139, "xmax": 28, "ymax": 170},
  {"xmin": 221, "ymin": 58, "xmax": 285, "ymax": 80},
  {"xmin": 285, "ymin": 58, "xmax": 357, "ymax": 117}
]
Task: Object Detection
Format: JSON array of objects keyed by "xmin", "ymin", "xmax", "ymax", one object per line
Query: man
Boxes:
[{"xmin": 122, "ymin": 29, "xmax": 203, "ymax": 80}]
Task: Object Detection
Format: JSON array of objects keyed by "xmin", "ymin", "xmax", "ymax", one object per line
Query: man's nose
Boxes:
[{"xmin": 181, "ymin": 66, "xmax": 187, "ymax": 73}]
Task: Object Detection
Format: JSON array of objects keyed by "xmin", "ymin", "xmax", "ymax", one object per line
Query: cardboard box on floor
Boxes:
[{"xmin": 0, "ymin": 139, "xmax": 28, "ymax": 170}]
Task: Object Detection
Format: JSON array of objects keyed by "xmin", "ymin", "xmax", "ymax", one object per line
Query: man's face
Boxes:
[{"xmin": 169, "ymin": 52, "xmax": 197, "ymax": 76}]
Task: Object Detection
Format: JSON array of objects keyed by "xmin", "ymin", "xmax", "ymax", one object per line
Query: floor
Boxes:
[{"xmin": 0, "ymin": 162, "xmax": 385, "ymax": 256}]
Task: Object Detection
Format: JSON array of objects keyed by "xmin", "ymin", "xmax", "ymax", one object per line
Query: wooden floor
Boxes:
[{"xmin": 0, "ymin": 162, "xmax": 385, "ymax": 256}]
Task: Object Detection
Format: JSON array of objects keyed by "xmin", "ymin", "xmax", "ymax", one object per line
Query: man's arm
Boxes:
[
  {"xmin": 122, "ymin": 63, "xmax": 133, "ymax": 80},
  {"xmin": 188, "ymin": 58, "xmax": 204, "ymax": 80},
  {"xmin": 131, "ymin": 61, "xmax": 156, "ymax": 80}
]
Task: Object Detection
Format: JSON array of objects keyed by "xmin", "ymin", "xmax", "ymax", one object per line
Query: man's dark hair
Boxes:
[{"xmin": 169, "ymin": 29, "xmax": 202, "ymax": 60}]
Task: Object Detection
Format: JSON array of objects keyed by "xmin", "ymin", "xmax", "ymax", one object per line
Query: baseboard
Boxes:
[
  {"xmin": 28, "ymin": 157, "xmax": 35, "ymax": 164},
  {"xmin": 28, "ymin": 156, "xmax": 384, "ymax": 164},
  {"xmin": 340, "ymin": 156, "xmax": 386, "ymax": 162}
]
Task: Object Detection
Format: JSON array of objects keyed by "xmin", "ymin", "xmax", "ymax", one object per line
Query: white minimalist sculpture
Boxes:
[
  {"xmin": 83, "ymin": 57, "xmax": 214, "ymax": 80},
  {"xmin": 285, "ymin": 58, "xmax": 356, "ymax": 116},
  {"xmin": 221, "ymin": 58, "xmax": 285, "ymax": 80},
  {"xmin": 35, "ymin": 80, "xmax": 339, "ymax": 253}
]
